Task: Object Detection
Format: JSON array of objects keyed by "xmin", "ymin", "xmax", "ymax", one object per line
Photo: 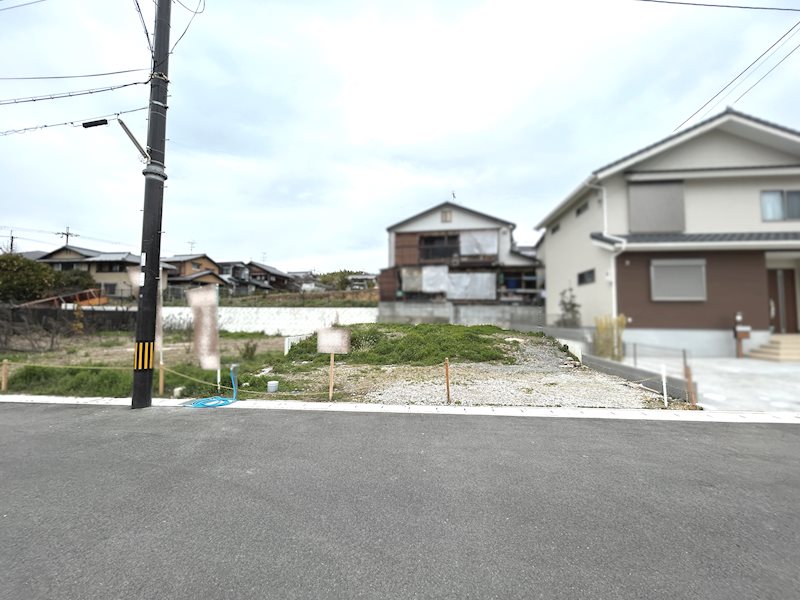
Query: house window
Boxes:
[
  {"xmin": 419, "ymin": 234, "xmax": 459, "ymax": 260},
  {"xmin": 103, "ymin": 283, "xmax": 117, "ymax": 296},
  {"xmin": 650, "ymin": 259, "xmax": 706, "ymax": 301},
  {"xmin": 550, "ymin": 223, "xmax": 560, "ymax": 235},
  {"xmin": 761, "ymin": 190, "xmax": 800, "ymax": 221},
  {"xmin": 576, "ymin": 202, "xmax": 589, "ymax": 217},
  {"xmin": 577, "ymin": 269, "xmax": 595, "ymax": 285},
  {"xmin": 629, "ymin": 181, "xmax": 685, "ymax": 233},
  {"xmin": 191, "ymin": 261, "xmax": 202, "ymax": 271},
  {"xmin": 441, "ymin": 209, "xmax": 453, "ymax": 223}
]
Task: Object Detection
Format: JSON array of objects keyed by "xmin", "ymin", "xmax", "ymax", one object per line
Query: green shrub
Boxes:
[{"xmin": 287, "ymin": 323, "xmax": 511, "ymax": 366}]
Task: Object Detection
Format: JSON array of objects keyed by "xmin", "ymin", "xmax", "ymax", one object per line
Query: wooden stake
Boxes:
[
  {"xmin": 158, "ymin": 361, "xmax": 165, "ymax": 397},
  {"xmin": 1, "ymin": 359, "xmax": 8, "ymax": 393},
  {"xmin": 328, "ymin": 352, "xmax": 335, "ymax": 401},
  {"xmin": 684, "ymin": 365, "xmax": 697, "ymax": 409},
  {"xmin": 445, "ymin": 357, "xmax": 451, "ymax": 404}
]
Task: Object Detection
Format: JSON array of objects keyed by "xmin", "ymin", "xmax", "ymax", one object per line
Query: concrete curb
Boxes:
[{"xmin": 1, "ymin": 395, "xmax": 799, "ymax": 424}]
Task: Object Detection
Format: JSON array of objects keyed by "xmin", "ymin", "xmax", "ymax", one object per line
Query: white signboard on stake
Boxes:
[{"xmin": 317, "ymin": 328, "xmax": 351, "ymax": 354}]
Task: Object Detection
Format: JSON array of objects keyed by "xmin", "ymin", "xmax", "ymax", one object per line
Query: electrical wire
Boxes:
[
  {"xmin": 132, "ymin": 0, "xmax": 154, "ymax": 55},
  {"xmin": 0, "ymin": 0, "xmax": 48, "ymax": 12},
  {"xmin": 174, "ymin": 0, "xmax": 205, "ymax": 14},
  {"xmin": 733, "ymin": 38, "xmax": 800, "ymax": 102},
  {"xmin": 0, "ymin": 68, "xmax": 149, "ymax": 81},
  {"xmin": 674, "ymin": 19, "xmax": 800, "ymax": 130},
  {"xmin": 635, "ymin": 0, "xmax": 800, "ymax": 11},
  {"xmin": 0, "ymin": 106, "xmax": 148, "ymax": 136},
  {"xmin": 170, "ymin": 0, "xmax": 204, "ymax": 53},
  {"xmin": 694, "ymin": 23, "xmax": 800, "ymax": 120},
  {"xmin": 0, "ymin": 80, "xmax": 150, "ymax": 106}
]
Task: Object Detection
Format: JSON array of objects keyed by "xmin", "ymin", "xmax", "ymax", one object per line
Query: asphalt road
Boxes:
[{"xmin": 1, "ymin": 403, "xmax": 798, "ymax": 600}]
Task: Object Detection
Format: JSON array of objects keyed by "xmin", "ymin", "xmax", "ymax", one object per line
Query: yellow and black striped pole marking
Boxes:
[{"xmin": 133, "ymin": 341, "xmax": 155, "ymax": 370}]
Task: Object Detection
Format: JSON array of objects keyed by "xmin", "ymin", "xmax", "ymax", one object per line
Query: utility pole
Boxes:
[
  {"xmin": 57, "ymin": 227, "xmax": 78, "ymax": 245},
  {"xmin": 132, "ymin": 0, "xmax": 172, "ymax": 409}
]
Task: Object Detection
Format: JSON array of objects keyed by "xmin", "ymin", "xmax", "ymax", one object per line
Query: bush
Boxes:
[{"xmin": 0, "ymin": 255, "xmax": 55, "ymax": 303}]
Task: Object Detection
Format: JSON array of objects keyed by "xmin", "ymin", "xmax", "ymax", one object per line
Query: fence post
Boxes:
[
  {"xmin": 633, "ymin": 343, "xmax": 638, "ymax": 368},
  {"xmin": 1, "ymin": 359, "xmax": 7, "ymax": 393}
]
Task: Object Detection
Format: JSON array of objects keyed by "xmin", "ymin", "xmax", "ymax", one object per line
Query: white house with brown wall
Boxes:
[{"xmin": 536, "ymin": 109, "xmax": 800, "ymax": 357}]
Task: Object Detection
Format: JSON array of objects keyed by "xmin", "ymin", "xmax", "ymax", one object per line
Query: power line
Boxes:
[
  {"xmin": 635, "ymin": 0, "xmax": 800, "ymax": 11},
  {"xmin": 0, "ymin": 68, "xmax": 149, "ymax": 81},
  {"xmin": 674, "ymin": 18, "xmax": 800, "ymax": 130},
  {"xmin": 174, "ymin": 0, "xmax": 205, "ymax": 14},
  {"xmin": 733, "ymin": 38, "xmax": 800, "ymax": 102},
  {"xmin": 171, "ymin": 0, "xmax": 205, "ymax": 53},
  {"xmin": 0, "ymin": 106, "xmax": 148, "ymax": 136},
  {"xmin": 132, "ymin": 0, "xmax": 154, "ymax": 55},
  {"xmin": 0, "ymin": 80, "xmax": 149, "ymax": 106},
  {"xmin": 695, "ymin": 23, "xmax": 800, "ymax": 120},
  {"xmin": 0, "ymin": 0, "xmax": 49, "ymax": 12}
]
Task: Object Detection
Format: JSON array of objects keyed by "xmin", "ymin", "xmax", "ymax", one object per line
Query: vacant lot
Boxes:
[{"xmin": 2, "ymin": 324, "xmax": 675, "ymax": 409}]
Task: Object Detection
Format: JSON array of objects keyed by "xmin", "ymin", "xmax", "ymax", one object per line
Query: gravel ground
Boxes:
[{"xmin": 328, "ymin": 335, "xmax": 669, "ymax": 409}]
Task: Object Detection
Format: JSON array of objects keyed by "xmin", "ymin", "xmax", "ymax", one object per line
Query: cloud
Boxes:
[{"xmin": 2, "ymin": 0, "xmax": 800, "ymax": 273}]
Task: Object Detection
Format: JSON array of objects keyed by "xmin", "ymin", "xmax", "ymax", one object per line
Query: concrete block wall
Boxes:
[{"xmin": 378, "ymin": 302, "xmax": 545, "ymax": 331}]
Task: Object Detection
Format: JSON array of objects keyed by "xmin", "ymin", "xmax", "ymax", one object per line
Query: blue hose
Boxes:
[{"xmin": 186, "ymin": 364, "xmax": 238, "ymax": 408}]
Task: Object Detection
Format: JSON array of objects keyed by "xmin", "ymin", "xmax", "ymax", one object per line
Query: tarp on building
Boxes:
[
  {"xmin": 422, "ymin": 265, "xmax": 448, "ymax": 293},
  {"xmin": 459, "ymin": 230, "xmax": 498, "ymax": 255},
  {"xmin": 400, "ymin": 267, "xmax": 422, "ymax": 292},
  {"xmin": 447, "ymin": 272, "xmax": 496, "ymax": 300}
]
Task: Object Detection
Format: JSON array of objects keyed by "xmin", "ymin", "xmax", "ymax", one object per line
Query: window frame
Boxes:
[
  {"xmin": 761, "ymin": 190, "xmax": 800, "ymax": 222},
  {"xmin": 650, "ymin": 258, "xmax": 707, "ymax": 302},
  {"xmin": 419, "ymin": 234, "xmax": 460, "ymax": 260},
  {"xmin": 577, "ymin": 269, "xmax": 595, "ymax": 286}
]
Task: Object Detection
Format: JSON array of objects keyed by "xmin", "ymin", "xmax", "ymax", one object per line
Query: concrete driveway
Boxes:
[
  {"xmin": 623, "ymin": 355, "xmax": 800, "ymax": 412},
  {"xmin": 690, "ymin": 358, "xmax": 800, "ymax": 412}
]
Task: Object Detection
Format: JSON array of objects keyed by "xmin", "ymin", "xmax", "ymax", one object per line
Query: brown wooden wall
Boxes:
[
  {"xmin": 617, "ymin": 250, "xmax": 770, "ymax": 330},
  {"xmin": 394, "ymin": 232, "xmax": 420, "ymax": 266},
  {"xmin": 378, "ymin": 267, "xmax": 398, "ymax": 301}
]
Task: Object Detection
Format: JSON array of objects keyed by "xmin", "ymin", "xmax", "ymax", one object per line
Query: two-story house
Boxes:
[
  {"xmin": 162, "ymin": 254, "xmax": 228, "ymax": 296},
  {"xmin": 36, "ymin": 246, "xmax": 175, "ymax": 298},
  {"xmin": 536, "ymin": 109, "xmax": 800, "ymax": 357},
  {"xmin": 379, "ymin": 202, "xmax": 540, "ymax": 319},
  {"xmin": 248, "ymin": 262, "xmax": 295, "ymax": 291},
  {"xmin": 218, "ymin": 261, "xmax": 272, "ymax": 295}
]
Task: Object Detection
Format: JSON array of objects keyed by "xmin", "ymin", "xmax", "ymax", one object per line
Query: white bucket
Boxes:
[{"xmin": 267, "ymin": 380, "xmax": 279, "ymax": 393}]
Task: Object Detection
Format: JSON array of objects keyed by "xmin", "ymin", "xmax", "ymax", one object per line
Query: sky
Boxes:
[{"xmin": 2, "ymin": 0, "xmax": 800, "ymax": 274}]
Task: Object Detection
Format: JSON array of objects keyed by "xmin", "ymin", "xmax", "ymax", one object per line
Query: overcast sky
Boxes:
[{"xmin": 2, "ymin": 0, "xmax": 800, "ymax": 273}]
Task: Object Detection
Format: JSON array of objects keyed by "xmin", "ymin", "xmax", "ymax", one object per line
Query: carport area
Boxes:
[{"xmin": 690, "ymin": 358, "xmax": 800, "ymax": 412}]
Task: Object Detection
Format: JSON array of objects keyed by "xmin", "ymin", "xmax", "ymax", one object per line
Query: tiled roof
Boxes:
[
  {"xmin": 168, "ymin": 270, "xmax": 228, "ymax": 284},
  {"xmin": 594, "ymin": 108, "xmax": 800, "ymax": 177},
  {"xmin": 248, "ymin": 261, "xmax": 292, "ymax": 278},
  {"xmin": 591, "ymin": 231, "xmax": 800, "ymax": 245},
  {"xmin": 83, "ymin": 252, "xmax": 138, "ymax": 263}
]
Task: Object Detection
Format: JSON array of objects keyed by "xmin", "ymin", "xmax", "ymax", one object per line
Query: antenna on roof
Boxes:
[
  {"xmin": 187, "ymin": 240, "xmax": 196, "ymax": 253},
  {"xmin": 451, "ymin": 191, "xmax": 456, "ymax": 200}
]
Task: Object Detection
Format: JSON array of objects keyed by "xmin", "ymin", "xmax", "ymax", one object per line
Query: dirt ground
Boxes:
[{"xmin": 2, "ymin": 331, "xmax": 686, "ymax": 409}]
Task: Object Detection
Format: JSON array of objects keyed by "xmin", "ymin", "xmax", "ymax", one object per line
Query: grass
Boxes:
[
  {"xmin": 4, "ymin": 323, "xmax": 522, "ymax": 398},
  {"xmin": 286, "ymin": 323, "xmax": 514, "ymax": 366}
]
